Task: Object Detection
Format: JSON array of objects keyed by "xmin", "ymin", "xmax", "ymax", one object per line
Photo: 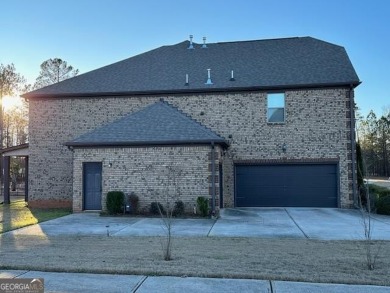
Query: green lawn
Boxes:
[{"xmin": 0, "ymin": 200, "xmax": 71, "ymax": 233}]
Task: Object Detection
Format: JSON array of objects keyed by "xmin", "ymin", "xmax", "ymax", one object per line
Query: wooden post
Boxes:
[
  {"xmin": 24, "ymin": 156, "xmax": 28, "ymax": 202},
  {"xmin": 3, "ymin": 156, "xmax": 10, "ymax": 204}
]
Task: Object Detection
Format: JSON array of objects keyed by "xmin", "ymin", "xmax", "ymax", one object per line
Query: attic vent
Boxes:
[
  {"xmin": 202, "ymin": 37, "xmax": 207, "ymax": 48},
  {"xmin": 205, "ymin": 69, "xmax": 213, "ymax": 85},
  {"xmin": 188, "ymin": 35, "xmax": 194, "ymax": 49}
]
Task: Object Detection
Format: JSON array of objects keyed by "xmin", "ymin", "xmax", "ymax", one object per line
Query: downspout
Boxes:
[
  {"xmin": 349, "ymin": 86, "xmax": 358, "ymax": 208},
  {"xmin": 211, "ymin": 142, "xmax": 216, "ymax": 216},
  {"xmin": 67, "ymin": 145, "xmax": 75, "ymax": 211}
]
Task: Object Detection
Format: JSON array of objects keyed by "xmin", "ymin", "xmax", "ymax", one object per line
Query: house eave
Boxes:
[
  {"xmin": 0, "ymin": 143, "xmax": 29, "ymax": 156},
  {"xmin": 22, "ymin": 81, "xmax": 361, "ymax": 99}
]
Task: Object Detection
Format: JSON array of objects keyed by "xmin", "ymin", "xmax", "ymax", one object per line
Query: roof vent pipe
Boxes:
[
  {"xmin": 230, "ymin": 70, "xmax": 235, "ymax": 81},
  {"xmin": 205, "ymin": 69, "xmax": 213, "ymax": 85},
  {"xmin": 185, "ymin": 74, "xmax": 189, "ymax": 86},
  {"xmin": 202, "ymin": 37, "xmax": 207, "ymax": 48},
  {"xmin": 188, "ymin": 35, "xmax": 194, "ymax": 49}
]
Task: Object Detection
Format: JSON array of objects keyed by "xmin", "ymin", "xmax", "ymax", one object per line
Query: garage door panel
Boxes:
[{"xmin": 235, "ymin": 164, "xmax": 338, "ymax": 207}]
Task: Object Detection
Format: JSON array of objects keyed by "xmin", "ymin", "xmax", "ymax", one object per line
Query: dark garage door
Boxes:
[{"xmin": 235, "ymin": 164, "xmax": 338, "ymax": 207}]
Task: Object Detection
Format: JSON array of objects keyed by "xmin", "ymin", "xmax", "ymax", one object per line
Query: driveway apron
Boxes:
[
  {"xmin": 286, "ymin": 208, "xmax": 390, "ymax": 240},
  {"xmin": 209, "ymin": 208, "xmax": 306, "ymax": 238}
]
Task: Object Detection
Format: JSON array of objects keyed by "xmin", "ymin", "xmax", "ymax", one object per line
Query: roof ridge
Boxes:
[
  {"xmin": 175, "ymin": 36, "xmax": 306, "ymax": 47},
  {"xmin": 158, "ymin": 99, "xmax": 225, "ymax": 141},
  {"xmin": 215, "ymin": 36, "xmax": 304, "ymax": 45}
]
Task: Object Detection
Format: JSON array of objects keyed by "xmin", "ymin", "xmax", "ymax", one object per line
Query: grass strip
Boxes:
[{"xmin": 0, "ymin": 235, "xmax": 389, "ymax": 286}]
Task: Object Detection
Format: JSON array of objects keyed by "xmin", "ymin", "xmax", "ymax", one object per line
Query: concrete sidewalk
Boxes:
[{"xmin": 1, "ymin": 270, "xmax": 390, "ymax": 293}]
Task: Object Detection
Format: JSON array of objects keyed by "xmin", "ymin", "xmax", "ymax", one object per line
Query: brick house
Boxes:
[{"xmin": 22, "ymin": 36, "xmax": 360, "ymax": 213}]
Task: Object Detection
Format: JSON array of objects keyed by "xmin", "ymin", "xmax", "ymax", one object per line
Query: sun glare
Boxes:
[{"xmin": 2, "ymin": 95, "xmax": 24, "ymax": 111}]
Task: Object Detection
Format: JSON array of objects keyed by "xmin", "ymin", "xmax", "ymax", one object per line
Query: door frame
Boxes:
[
  {"xmin": 219, "ymin": 163, "xmax": 223, "ymax": 208},
  {"xmin": 82, "ymin": 162, "xmax": 103, "ymax": 210}
]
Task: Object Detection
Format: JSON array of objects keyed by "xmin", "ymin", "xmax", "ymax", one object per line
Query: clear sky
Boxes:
[{"xmin": 1, "ymin": 0, "xmax": 389, "ymax": 117}]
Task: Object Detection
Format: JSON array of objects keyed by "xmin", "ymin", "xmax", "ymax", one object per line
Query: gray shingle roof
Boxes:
[
  {"xmin": 65, "ymin": 101, "xmax": 228, "ymax": 147},
  {"xmin": 25, "ymin": 37, "xmax": 360, "ymax": 98}
]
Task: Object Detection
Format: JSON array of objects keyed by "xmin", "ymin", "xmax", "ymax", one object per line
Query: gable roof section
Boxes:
[
  {"xmin": 24, "ymin": 37, "xmax": 360, "ymax": 98},
  {"xmin": 65, "ymin": 101, "xmax": 228, "ymax": 147}
]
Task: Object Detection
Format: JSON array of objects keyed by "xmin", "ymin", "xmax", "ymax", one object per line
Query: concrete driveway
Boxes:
[
  {"xmin": 214, "ymin": 208, "xmax": 390, "ymax": 240},
  {"xmin": 6, "ymin": 208, "xmax": 390, "ymax": 240}
]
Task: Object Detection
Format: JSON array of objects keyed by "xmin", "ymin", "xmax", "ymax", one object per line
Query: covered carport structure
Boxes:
[{"xmin": 1, "ymin": 143, "xmax": 29, "ymax": 204}]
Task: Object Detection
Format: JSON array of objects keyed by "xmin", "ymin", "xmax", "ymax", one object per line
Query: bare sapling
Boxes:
[
  {"xmin": 157, "ymin": 161, "xmax": 182, "ymax": 261},
  {"xmin": 359, "ymin": 178, "xmax": 382, "ymax": 270},
  {"xmin": 158, "ymin": 202, "xmax": 173, "ymax": 261}
]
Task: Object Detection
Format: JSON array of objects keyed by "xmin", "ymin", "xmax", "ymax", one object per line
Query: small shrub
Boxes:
[
  {"xmin": 376, "ymin": 195, "xmax": 390, "ymax": 215},
  {"xmin": 106, "ymin": 191, "xmax": 125, "ymax": 214},
  {"xmin": 128, "ymin": 192, "xmax": 139, "ymax": 214},
  {"xmin": 197, "ymin": 196, "xmax": 209, "ymax": 217},
  {"xmin": 369, "ymin": 184, "xmax": 390, "ymax": 198},
  {"xmin": 150, "ymin": 202, "xmax": 165, "ymax": 215},
  {"xmin": 360, "ymin": 184, "xmax": 390, "ymax": 210},
  {"xmin": 173, "ymin": 200, "xmax": 185, "ymax": 217}
]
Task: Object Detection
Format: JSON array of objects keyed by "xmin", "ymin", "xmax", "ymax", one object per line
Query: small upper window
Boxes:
[{"xmin": 267, "ymin": 93, "xmax": 285, "ymax": 123}]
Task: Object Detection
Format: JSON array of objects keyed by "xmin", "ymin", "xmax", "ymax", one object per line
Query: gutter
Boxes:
[
  {"xmin": 349, "ymin": 86, "xmax": 358, "ymax": 208},
  {"xmin": 22, "ymin": 82, "xmax": 361, "ymax": 100},
  {"xmin": 64, "ymin": 139, "xmax": 229, "ymax": 149}
]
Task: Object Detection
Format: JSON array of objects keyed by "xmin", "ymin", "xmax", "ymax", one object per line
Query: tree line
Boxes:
[
  {"xmin": 0, "ymin": 59, "xmax": 78, "ymax": 148},
  {"xmin": 358, "ymin": 109, "xmax": 390, "ymax": 177},
  {"xmin": 0, "ymin": 59, "xmax": 78, "ymax": 191}
]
